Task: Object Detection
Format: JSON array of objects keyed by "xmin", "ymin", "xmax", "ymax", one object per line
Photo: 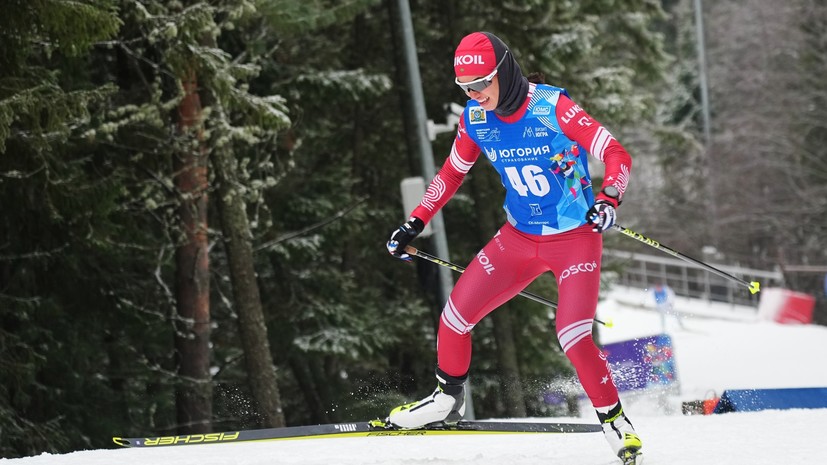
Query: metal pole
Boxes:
[
  {"xmin": 396, "ymin": 0, "xmax": 472, "ymax": 419},
  {"xmin": 694, "ymin": 0, "xmax": 711, "ymax": 146},
  {"xmin": 395, "ymin": 0, "xmax": 453, "ymax": 305},
  {"xmin": 693, "ymin": 0, "xmax": 721, "ymax": 242}
]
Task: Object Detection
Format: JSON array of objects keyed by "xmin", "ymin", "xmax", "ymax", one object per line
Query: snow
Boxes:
[
  {"xmin": 596, "ymin": 285, "xmax": 827, "ymax": 405},
  {"xmin": 4, "ymin": 285, "xmax": 827, "ymax": 465}
]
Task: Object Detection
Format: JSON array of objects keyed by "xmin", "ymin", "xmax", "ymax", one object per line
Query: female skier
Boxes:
[{"xmin": 386, "ymin": 32, "xmax": 641, "ymax": 465}]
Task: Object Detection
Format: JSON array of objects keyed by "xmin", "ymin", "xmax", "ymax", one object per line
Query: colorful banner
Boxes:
[{"xmin": 600, "ymin": 334, "xmax": 678, "ymax": 392}]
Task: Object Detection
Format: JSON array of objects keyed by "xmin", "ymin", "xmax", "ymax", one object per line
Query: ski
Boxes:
[{"xmin": 113, "ymin": 419, "xmax": 602, "ymax": 448}]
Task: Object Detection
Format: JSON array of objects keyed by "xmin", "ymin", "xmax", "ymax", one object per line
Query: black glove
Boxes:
[
  {"xmin": 386, "ymin": 217, "xmax": 425, "ymax": 261},
  {"xmin": 586, "ymin": 200, "xmax": 616, "ymax": 233}
]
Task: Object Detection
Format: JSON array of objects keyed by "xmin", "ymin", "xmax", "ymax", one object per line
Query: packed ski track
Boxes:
[{"xmin": 4, "ymin": 286, "xmax": 827, "ymax": 465}]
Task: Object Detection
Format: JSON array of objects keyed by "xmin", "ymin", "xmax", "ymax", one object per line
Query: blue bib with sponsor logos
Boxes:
[{"xmin": 462, "ymin": 84, "xmax": 594, "ymax": 235}]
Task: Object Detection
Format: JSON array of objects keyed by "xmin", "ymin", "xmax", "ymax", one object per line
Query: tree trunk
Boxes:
[
  {"xmin": 211, "ymin": 144, "xmax": 285, "ymax": 428},
  {"xmin": 288, "ymin": 355, "xmax": 331, "ymax": 424},
  {"xmin": 173, "ymin": 70, "xmax": 213, "ymax": 434},
  {"xmin": 469, "ymin": 169, "xmax": 527, "ymax": 417},
  {"xmin": 491, "ymin": 309, "xmax": 527, "ymax": 417}
]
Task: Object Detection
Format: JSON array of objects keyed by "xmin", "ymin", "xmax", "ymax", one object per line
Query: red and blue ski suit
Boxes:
[{"xmin": 410, "ymin": 83, "xmax": 631, "ymax": 408}]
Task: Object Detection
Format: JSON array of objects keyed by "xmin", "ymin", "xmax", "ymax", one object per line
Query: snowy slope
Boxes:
[
  {"xmin": 4, "ymin": 285, "xmax": 827, "ymax": 465},
  {"xmin": 596, "ymin": 285, "xmax": 827, "ymax": 407}
]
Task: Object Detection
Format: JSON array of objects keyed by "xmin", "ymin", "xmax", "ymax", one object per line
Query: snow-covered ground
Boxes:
[
  {"xmin": 4, "ymin": 285, "xmax": 827, "ymax": 465},
  {"xmin": 596, "ymin": 285, "xmax": 827, "ymax": 410}
]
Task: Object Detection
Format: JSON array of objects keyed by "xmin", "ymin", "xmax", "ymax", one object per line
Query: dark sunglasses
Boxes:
[{"xmin": 455, "ymin": 51, "xmax": 508, "ymax": 93}]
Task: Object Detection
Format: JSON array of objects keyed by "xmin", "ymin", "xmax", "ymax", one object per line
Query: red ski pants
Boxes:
[{"xmin": 436, "ymin": 222, "xmax": 618, "ymax": 409}]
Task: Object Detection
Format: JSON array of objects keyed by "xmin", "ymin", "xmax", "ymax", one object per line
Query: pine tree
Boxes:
[{"xmin": 0, "ymin": 0, "xmax": 123, "ymax": 456}]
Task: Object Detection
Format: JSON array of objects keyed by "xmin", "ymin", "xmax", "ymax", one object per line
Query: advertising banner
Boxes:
[{"xmin": 601, "ymin": 334, "xmax": 678, "ymax": 392}]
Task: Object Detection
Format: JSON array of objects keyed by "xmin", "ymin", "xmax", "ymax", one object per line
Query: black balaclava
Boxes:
[{"xmin": 482, "ymin": 32, "xmax": 530, "ymax": 116}]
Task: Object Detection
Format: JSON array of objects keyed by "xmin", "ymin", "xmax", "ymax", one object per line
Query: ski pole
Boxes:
[
  {"xmin": 611, "ymin": 224, "xmax": 761, "ymax": 294},
  {"xmin": 404, "ymin": 246, "xmax": 612, "ymax": 327}
]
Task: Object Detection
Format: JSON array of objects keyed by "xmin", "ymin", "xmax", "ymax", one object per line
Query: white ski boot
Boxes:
[
  {"xmin": 597, "ymin": 402, "xmax": 643, "ymax": 465},
  {"xmin": 388, "ymin": 368, "xmax": 466, "ymax": 429}
]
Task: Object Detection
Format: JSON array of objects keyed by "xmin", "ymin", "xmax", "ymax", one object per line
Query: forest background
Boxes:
[{"xmin": 1, "ymin": 0, "xmax": 825, "ymax": 458}]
